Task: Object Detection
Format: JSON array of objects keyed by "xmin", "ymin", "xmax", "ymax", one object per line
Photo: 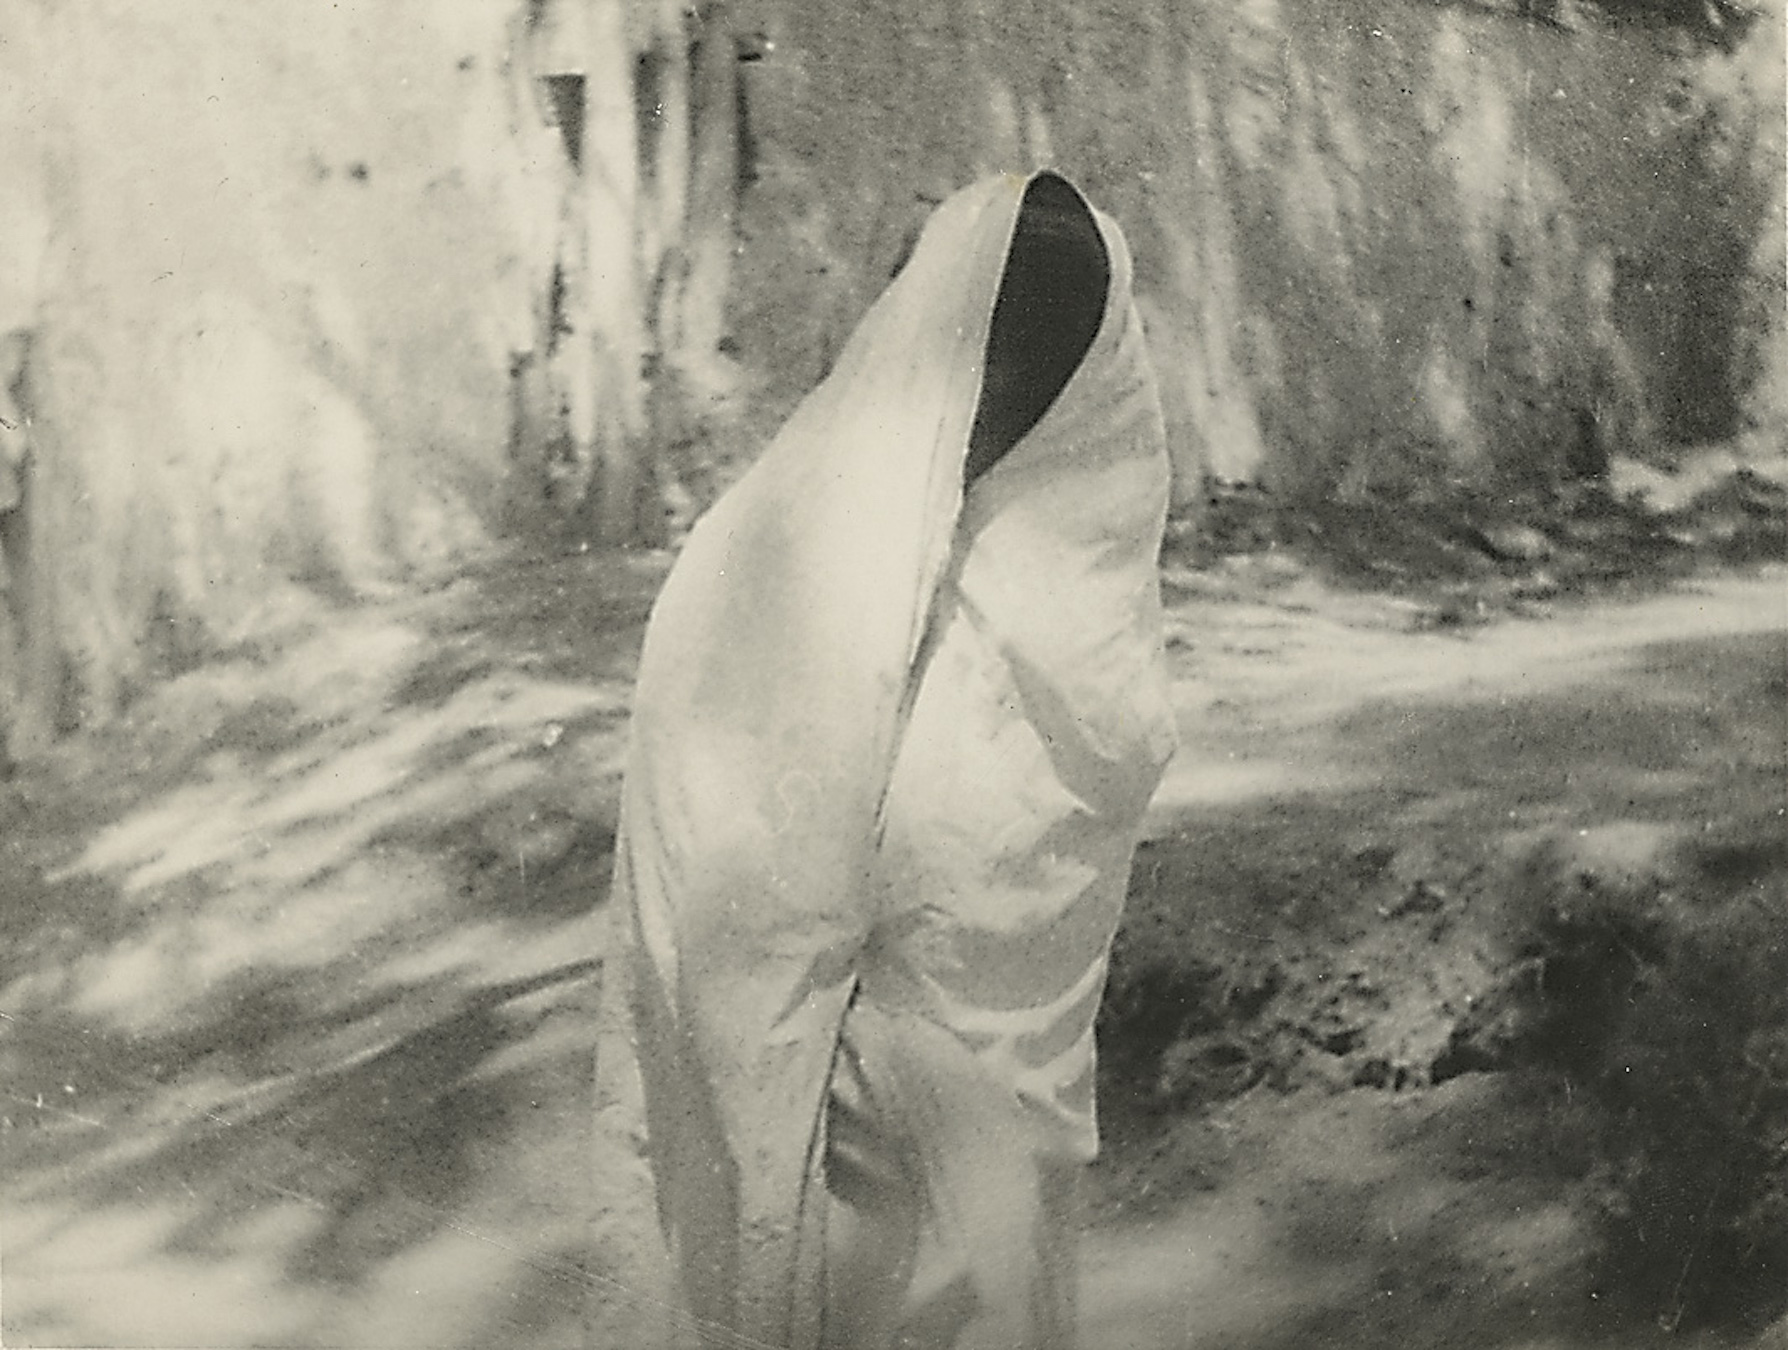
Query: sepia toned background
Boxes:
[
  {"xmin": 0, "ymin": 0, "xmax": 1781, "ymax": 736},
  {"xmin": 0, "ymin": 1, "xmax": 1783, "ymax": 1347}
]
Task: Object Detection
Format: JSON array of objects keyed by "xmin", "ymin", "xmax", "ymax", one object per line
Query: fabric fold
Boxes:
[{"xmin": 593, "ymin": 169, "xmax": 1177, "ymax": 1350}]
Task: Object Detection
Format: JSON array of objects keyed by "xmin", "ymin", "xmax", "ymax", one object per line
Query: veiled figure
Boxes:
[{"xmin": 592, "ymin": 169, "xmax": 1177, "ymax": 1350}]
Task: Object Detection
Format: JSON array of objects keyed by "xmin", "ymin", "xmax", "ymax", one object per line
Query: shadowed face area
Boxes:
[{"xmin": 963, "ymin": 174, "xmax": 1112, "ymax": 488}]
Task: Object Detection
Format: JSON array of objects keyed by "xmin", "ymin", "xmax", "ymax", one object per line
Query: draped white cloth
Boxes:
[{"xmin": 593, "ymin": 170, "xmax": 1176, "ymax": 1350}]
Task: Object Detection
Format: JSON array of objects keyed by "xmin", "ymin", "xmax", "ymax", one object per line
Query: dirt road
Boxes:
[{"xmin": 2, "ymin": 556, "xmax": 1782, "ymax": 1348}]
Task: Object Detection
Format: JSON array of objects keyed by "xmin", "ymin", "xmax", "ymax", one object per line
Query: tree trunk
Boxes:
[
  {"xmin": 677, "ymin": 2, "xmax": 738, "ymax": 369},
  {"xmin": 1, "ymin": 334, "xmax": 57, "ymax": 761},
  {"xmin": 581, "ymin": 0, "xmax": 651, "ymax": 544}
]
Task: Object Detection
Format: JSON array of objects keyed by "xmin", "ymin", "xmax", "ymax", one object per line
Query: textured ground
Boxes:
[{"xmin": 1, "ymin": 550, "xmax": 1783, "ymax": 1349}]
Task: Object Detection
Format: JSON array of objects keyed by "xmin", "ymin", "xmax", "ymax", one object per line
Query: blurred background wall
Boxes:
[
  {"xmin": 729, "ymin": 0, "xmax": 1784, "ymax": 501},
  {"xmin": 0, "ymin": 0, "xmax": 1781, "ymax": 747}
]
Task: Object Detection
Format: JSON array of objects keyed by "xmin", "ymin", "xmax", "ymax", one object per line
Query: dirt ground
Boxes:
[{"xmin": 1, "ymin": 547, "xmax": 1783, "ymax": 1349}]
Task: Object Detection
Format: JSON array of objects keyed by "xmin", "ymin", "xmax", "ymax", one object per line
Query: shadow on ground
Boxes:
[
  {"xmin": 1, "ymin": 555, "xmax": 1783, "ymax": 1348},
  {"xmin": 1, "ymin": 549, "xmax": 662, "ymax": 1348},
  {"xmin": 1095, "ymin": 594, "xmax": 1787, "ymax": 1348}
]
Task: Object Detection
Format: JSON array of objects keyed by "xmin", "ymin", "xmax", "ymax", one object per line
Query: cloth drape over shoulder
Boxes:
[{"xmin": 593, "ymin": 170, "xmax": 1177, "ymax": 1350}]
